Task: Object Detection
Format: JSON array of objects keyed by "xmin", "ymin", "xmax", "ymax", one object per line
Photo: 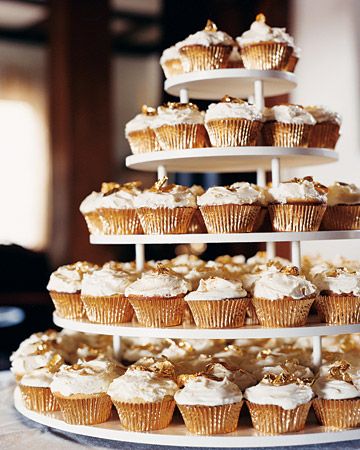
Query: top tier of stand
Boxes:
[{"xmin": 164, "ymin": 69, "xmax": 297, "ymax": 100}]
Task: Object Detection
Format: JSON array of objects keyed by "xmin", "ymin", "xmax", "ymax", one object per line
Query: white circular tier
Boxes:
[
  {"xmin": 53, "ymin": 313, "xmax": 360, "ymax": 339},
  {"xmin": 164, "ymin": 69, "xmax": 297, "ymax": 100},
  {"xmin": 126, "ymin": 147, "xmax": 338, "ymax": 173},
  {"xmin": 90, "ymin": 230, "xmax": 360, "ymax": 245},
  {"xmin": 14, "ymin": 388, "xmax": 359, "ymax": 448}
]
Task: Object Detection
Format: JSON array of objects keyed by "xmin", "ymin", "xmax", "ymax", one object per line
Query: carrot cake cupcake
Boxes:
[
  {"xmin": 125, "ymin": 105, "xmax": 161, "ymax": 154},
  {"xmin": 322, "ymin": 181, "xmax": 360, "ymax": 230}
]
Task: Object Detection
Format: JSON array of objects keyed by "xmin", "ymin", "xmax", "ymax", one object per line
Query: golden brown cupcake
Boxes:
[
  {"xmin": 322, "ymin": 182, "xmax": 360, "ymax": 230},
  {"xmin": 125, "ymin": 105, "xmax": 161, "ymax": 154},
  {"xmin": 306, "ymin": 106, "xmax": 341, "ymax": 149}
]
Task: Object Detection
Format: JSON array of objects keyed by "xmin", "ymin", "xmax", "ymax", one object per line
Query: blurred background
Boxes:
[{"xmin": 0, "ymin": 0, "xmax": 359, "ymax": 366}]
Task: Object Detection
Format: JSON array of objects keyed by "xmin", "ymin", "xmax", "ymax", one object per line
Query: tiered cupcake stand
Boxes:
[{"xmin": 14, "ymin": 69, "xmax": 360, "ymax": 447}]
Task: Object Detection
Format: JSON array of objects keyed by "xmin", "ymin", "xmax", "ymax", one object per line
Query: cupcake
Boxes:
[
  {"xmin": 237, "ymin": 14, "xmax": 294, "ymax": 70},
  {"xmin": 252, "ymin": 266, "xmax": 317, "ymax": 327},
  {"xmin": 108, "ymin": 364, "xmax": 178, "ymax": 431},
  {"xmin": 97, "ymin": 181, "xmax": 143, "ymax": 235},
  {"xmin": 263, "ymin": 105, "xmax": 316, "ymax": 147},
  {"xmin": 244, "ymin": 371, "xmax": 313, "ymax": 434},
  {"xmin": 197, "ymin": 182, "xmax": 262, "ymax": 233},
  {"xmin": 125, "ymin": 266, "xmax": 191, "ymax": 327},
  {"xmin": 305, "ymin": 106, "xmax": 341, "ymax": 149},
  {"xmin": 175, "ymin": 374, "xmax": 243, "ymax": 434},
  {"xmin": 121, "ymin": 337, "xmax": 169, "ymax": 364},
  {"xmin": 160, "ymin": 339, "xmax": 197, "ymax": 363},
  {"xmin": 80, "ymin": 267, "xmax": 135, "ymax": 324},
  {"xmin": 153, "ymin": 102, "xmax": 208, "ymax": 150},
  {"xmin": 134, "ymin": 178, "xmax": 197, "ymax": 234},
  {"xmin": 205, "ymin": 362, "xmax": 257, "ymax": 391},
  {"xmin": 285, "ymin": 45, "xmax": 301, "ymax": 72},
  {"xmin": 205, "ymin": 96, "xmax": 263, "ymax": 147},
  {"xmin": 125, "ymin": 105, "xmax": 161, "ymax": 154},
  {"xmin": 176, "ymin": 20, "xmax": 235, "ymax": 72},
  {"xmin": 322, "ymin": 181, "xmax": 360, "ymax": 230},
  {"xmin": 185, "ymin": 277, "xmax": 250, "ymax": 328},
  {"xmin": 160, "ymin": 46, "xmax": 183, "ymax": 78},
  {"xmin": 312, "ymin": 267, "xmax": 360, "ymax": 324},
  {"xmin": 268, "ymin": 177, "xmax": 327, "ymax": 232},
  {"xmin": 312, "ymin": 361, "xmax": 360, "ymax": 428},
  {"xmin": 79, "ymin": 191, "xmax": 104, "ymax": 235},
  {"xmin": 188, "ymin": 185, "xmax": 207, "ymax": 233},
  {"xmin": 226, "ymin": 45, "xmax": 243, "ymax": 68}
]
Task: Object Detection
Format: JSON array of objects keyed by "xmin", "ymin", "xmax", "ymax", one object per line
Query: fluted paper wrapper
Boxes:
[
  {"xmin": 179, "ymin": 44, "xmax": 232, "ymax": 72},
  {"xmin": 252, "ymin": 296, "xmax": 315, "ymax": 327},
  {"xmin": 309, "ymin": 122, "xmax": 340, "ymax": 149},
  {"xmin": 161, "ymin": 59, "xmax": 184, "ymax": 78},
  {"xmin": 246, "ymin": 401, "xmax": 311, "ymax": 434},
  {"xmin": 154, "ymin": 123, "xmax": 209, "ymax": 150},
  {"xmin": 127, "ymin": 129, "xmax": 161, "ymax": 154},
  {"xmin": 245, "ymin": 302, "xmax": 260, "ymax": 325},
  {"xmin": 177, "ymin": 402, "xmax": 243, "ymax": 435},
  {"xmin": 19, "ymin": 385, "xmax": 59, "ymax": 412},
  {"xmin": 322, "ymin": 205, "xmax": 360, "ymax": 230},
  {"xmin": 200, "ymin": 204, "xmax": 261, "ymax": 233},
  {"xmin": 127, "ymin": 294, "xmax": 186, "ymax": 327},
  {"xmin": 186, "ymin": 298, "xmax": 249, "ymax": 328},
  {"xmin": 112, "ymin": 397, "xmax": 175, "ymax": 431},
  {"xmin": 49, "ymin": 291, "xmax": 85, "ymax": 319},
  {"xmin": 241, "ymin": 42, "xmax": 292, "ymax": 70},
  {"xmin": 253, "ymin": 207, "xmax": 267, "ymax": 232},
  {"xmin": 99, "ymin": 208, "xmax": 143, "ymax": 235},
  {"xmin": 313, "ymin": 398, "xmax": 360, "ymax": 429},
  {"xmin": 205, "ymin": 119, "xmax": 262, "ymax": 147},
  {"xmin": 263, "ymin": 122, "xmax": 313, "ymax": 147},
  {"xmin": 137, "ymin": 206, "xmax": 195, "ymax": 234},
  {"xmin": 269, "ymin": 203, "xmax": 326, "ymax": 232},
  {"xmin": 84, "ymin": 211, "xmax": 104, "ymax": 235},
  {"xmin": 314, "ymin": 294, "xmax": 360, "ymax": 324},
  {"xmin": 81, "ymin": 294, "xmax": 134, "ymax": 324},
  {"xmin": 53, "ymin": 392, "xmax": 112, "ymax": 425},
  {"xmin": 188, "ymin": 208, "xmax": 207, "ymax": 233},
  {"xmin": 285, "ymin": 55, "xmax": 299, "ymax": 73}
]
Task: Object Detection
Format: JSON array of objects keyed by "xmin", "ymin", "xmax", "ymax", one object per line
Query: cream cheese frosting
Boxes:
[
  {"xmin": 247, "ymin": 251, "xmax": 290, "ymax": 267},
  {"xmin": 327, "ymin": 182, "xmax": 360, "ymax": 206},
  {"xmin": 160, "ymin": 45, "xmax": 181, "ymax": 64},
  {"xmin": 264, "ymin": 105, "xmax": 316, "ymax": 125},
  {"xmin": 97, "ymin": 185, "xmax": 141, "ymax": 210},
  {"xmin": 134, "ymin": 183, "xmax": 197, "ymax": 209},
  {"xmin": 205, "ymin": 100, "xmax": 262, "ymax": 122},
  {"xmin": 176, "ymin": 20, "xmax": 234, "ymax": 49},
  {"xmin": 153, "ymin": 103, "xmax": 204, "ymax": 127},
  {"xmin": 269, "ymin": 178, "xmax": 327, "ymax": 204},
  {"xmin": 11, "ymin": 350, "xmax": 62, "ymax": 376},
  {"xmin": 161, "ymin": 340, "xmax": 196, "ymax": 362},
  {"xmin": 79, "ymin": 191, "xmax": 103, "ymax": 214},
  {"xmin": 125, "ymin": 106, "xmax": 158, "ymax": 135},
  {"xmin": 305, "ymin": 106, "xmax": 342, "ymax": 125},
  {"xmin": 185, "ymin": 277, "xmax": 247, "ymax": 301},
  {"xmin": 312, "ymin": 267, "xmax": 360, "ymax": 296},
  {"xmin": 205, "ymin": 363, "xmax": 257, "ymax": 391},
  {"xmin": 20, "ymin": 366, "xmax": 57, "ymax": 387},
  {"xmin": 47, "ymin": 268, "xmax": 83, "ymax": 293},
  {"xmin": 125, "ymin": 270, "xmax": 191, "ymax": 298},
  {"xmin": 81, "ymin": 267, "xmax": 133, "ymax": 297},
  {"xmin": 197, "ymin": 183, "xmax": 262, "ymax": 206},
  {"xmin": 313, "ymin": 377, "xmax": 359, "ymax": 400}
]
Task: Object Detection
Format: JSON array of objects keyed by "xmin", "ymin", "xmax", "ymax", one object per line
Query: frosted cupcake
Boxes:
[
  {"xmin": 125, "ymin": 266, "xmax": 191, "ymax": 327},
  {"xmin": 188, "ymin": 185, "xmax": 207, "ymax": 233},
  {"xmin": 80, "ymin": 267, "xmax": 135, "ymax": 324},
  {"xmin": 263, "ymin": 104, "xmax": 316, "ymax": 147},
  {"xmin": 176, "ymin": 20, "xmax": 235, "ymax": 72},
  {"xmin": 237, "ymin": 14, "xmax": 294, "ymax": 70},
  {"xmin": 108, "ymin": 364, "xmax": 178, "ymax": 431},
  {"xmin": 97, "ymin": 181, "xmax": 143, "ymax": 235},
  {"xmin": 252, "ymin": 266, "xmax": 317, "ymax": 327},
  {"xmin": 160, "ymin": 46, "xmax": 183, "ymax": 78},
  {"xmin": 305, "ymin": 106, "xmax": 341, "ymax": 149},
  {"xmin": 313, "ymin": 361, "xmax": 360, "ymax": 428},
  {"xmin": 244, "ymin": 371, "xmax": 313, "ymax": 434},
  {"xmin": 185, "ymin": 277, "xmax": 250, "ymax": 328},
  {"xmin": 205, "ymin": 96, "xmax": 263, "ymax": 147},
  {"xmin": 121, "ymin": 337, "xmax": 169, "ymax": 364},
  {"xmin": 286, "ymin": 45, "xmax": 301, "ymax": 72},
  {"xmin": 322, "ymin": 182, "xmax": 360, "ymax": 230},
  {"xmin": 125, "ymin": 105, "xmax": 161, "ymax": 154},
  {"xmin": 198, "ymin": 182, "xmax": 262, "ymax": 233},
  {"xmin": 134, "ymin": 178, "xmax": 197, "ymax": 234},
  {"xmin": 153, "ymin": 102, "xmax": 208, "ymax": 150},
  {"xmin": 205, "ymin": 362, "xmax": 257, "ymax": 391},
  {"xmin": 269, "ymin": 177, "xmax": 328, "ymax": 232},
  {"xmin": 312, "ymin": 267, "xmax": 360, "ymax": 324},
  {"xmin": 79, "ymin": 190, "xmax": 104, "ymax": 235}
]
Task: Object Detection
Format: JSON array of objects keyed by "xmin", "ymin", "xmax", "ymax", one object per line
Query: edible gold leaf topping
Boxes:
[
  {"xmin": 47, "ymin": 353, "xmax": 64, "ymax": 373},
  {"xmin": 328, "ymin": 360, "xmax": 353, "ymax": 383},
  {"xmin": 340, "ymin": 336, "xmax": 357, "ymax": 353},
  {"xmin": 262, "ymin": 371, "xmax": 312, "ymax": 386},
  {"xmin": 204, "ymin": 19, "xmax": 218, "ymax": 32},
  {"xmin": 220, "ymin": 95, "xmax": 244, "ymax": 104},
  {"xmin": 101, "ymin": 182, "xmax": 120, "ymax": 194},
  {"xmin": 256, "ymin": 13, "xmax": 266, "ymax": 23},
  {"xmin": 286, "ymin": 177, "xmax": 328, "ymax": 194},
  {"xmin": 102, "ymin": 181, "xmax": 142, "ymax": 196},
  {"xmin": 224, "ymin": 344, "xmax": 244, "ymax": 355},
  {"xmin": 141, "ymin": 104, "xmax": 157, "ymax": 116},
  {"xmin": 280, "ymin": 265, "xmax": 299, "ymax": 276},
  {"xmin": 162, "ymin": 101, "xmax": 198, "ymax": 111},
  {"xmin": 257, "ymin": 349, "xmax": 273, "ymax": 359}
]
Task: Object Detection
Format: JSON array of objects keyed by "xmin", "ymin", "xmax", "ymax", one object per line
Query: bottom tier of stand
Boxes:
[{"xmin": 14, "ymin": 388, "xmax": 360, "ymax": 448}]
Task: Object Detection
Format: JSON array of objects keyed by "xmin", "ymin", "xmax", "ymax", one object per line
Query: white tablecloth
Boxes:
[{"xmin": 1, "ymin": 371, "xmax": 359, "ymax": 450}]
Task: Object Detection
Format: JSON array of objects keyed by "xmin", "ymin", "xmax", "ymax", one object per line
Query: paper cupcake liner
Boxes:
[
  {"xmin": 269, "ymin": 203, "xmax": 326, "ymax": 232},
  {"xmin": 186, "ymin": 298, "xmax": 250, "ymax": 328},
  {"xmin": 54, "ymin": 392, "xmax": 113, "ymax": 425},
  {"xmin": 183, "ymin": 303, "xmax": 195, "ymax": 325},
  {"xmin": 177, "ymin": 401, "xmax": 243, "ymax": 435},
  {"xmin": 83, "ymin": 211, "xmax": 104, "ymax": 235},
  {"xmin": 308, "ymin": 122, "xmax": 340, "ymax": 149},
  {"xmin": 205, "ymin": 119, "xmax": 262, "ymax": 147},
  {"xmin": 154, "ymin": 123, "xmax": 209, "ymax": 150},
  {"xmin": 137, "ymin": 206, "xmax": 196, "ymax": 234},
  {"xmin": 19, "ymin": 385, "xmax": 59, "ymax": 412},
  {"xmin": 252, "ymin": 296, "xmax": 315, "ymax": 327},
  {"xmin": 179, "ymin": 44, "xmax": 232, "ymax": 72},
  {"xmin": 98, "ymin": 208, "xmax": 143, "ymax": 235},
  {"xmin": 112, "ymin": 397, "xmax": 175, "ymax": 431},
  {"xmin": 314, "ymin": 294, "xmax": 360, "ymax": 325},
  {"xmin": 81, "ymin": 294, "xmax": 134, "ymax": 324},
  {"xmin": 49, "ymin": 291, "xmax": 85, "ymax": 319},
  {"xmin": 285, "ymin": 55, "xmax": 299, "ymax": 73},
  {"xmin": 263, "ymin": 122, "xmax": 313, "ymax": 147},
  {"xmin": 200, "ymin": 204, "xmax": 261, "ymax": 233},
  {"xmin": 245, "ymin": 302, "xmax": 260, "ymax": 325},
  {"xmin": 322, "ymin": 205, "xmax": 360, "ymax": 230},
  {"xmin": 240, "ymin": 42, "xmax": 292, "ymax": 70},
  {"xmin": 161, "ymin": 59, "xmax": 184, "ymax": 78},
  {"xmin": 127, "ymin": 129, "xmax": 162, "ymax": 154},
  {"xmin": 188, "ymin": 209, "xmax": 207, "ymax": 234},
  {"xmin": 246, "ymin": 401, "xmax": 311, "ymax": 434},
  {"xmin": 127, "ymin": 294, "xmax": 186, "ymax": 327},
  {"xmin": 253, "ymin": 207, "xmax": 267, "ymax": 232},
  {"xmin": 313, "ymin": 398, "xmax": 360, "ymax": 429}
]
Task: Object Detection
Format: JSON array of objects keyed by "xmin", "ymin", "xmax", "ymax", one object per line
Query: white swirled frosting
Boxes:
[
  {"xmin": 160, "ymin": 45, "xmax": 181, "ymax": 64},
  {"xmin": 264, "ymin": 105, "xmax": 316, "ymax": 125},
  {"xmin": 305, "ymin": 106, "xmax": 342, "ymax": 125},
  {"xmin": 81, "ymin": 267, "xmax": 134, "ymax": 296},
  {"xmin": 205, "ymin": 101, "xmax": 262, "ymax": 121},
  {"xmin": 185, "ymin": 277, "xmax": 247, "ymax": 301},
  {"xmin": 125, "ymin": 113, "xmax": 158, "ymax": 135},
  {"xmin": 134, "ymin": 185, "xmax": 196, "ymax": 209},
  {"xmin": 244, "ymin": 382, "xmax": 313, "ymax": 409},
  {"xmin": 11, "ymin": 351, "xmax": 61, "ymax": 376},
  {"xmin": 79, "ymin": 191, "xmax": 103, "ymax": 214},
  {"xmin": 97, "ymin": 186, "xmax": 141, "ymax": 210},
  {"xmin": 313, "ymin": 377, "xmax": 359, "ymax": 400},
  {"xmin": 253, "ymin": 271, "xmax": 316, "ymax": 300},
  {"xmin": 153, "ymin": 104, "xmax": 204, "ymax": 127},
  {"xmin": 327, "ymin": 182, "xmax": 360, "ymax": 206},
  {"xmin": 237, "ymin": 16, "xmax": 294, "ymax": 46},
  {"xmin": 269, "ymin": 180, "xmax": 327, "ymax": 204},
  {"xmin": 175, "ymin": 376, "xmax": 243, "ymax": 406},
  {"xmin": 206, "ymin": 363, "xmax": 256, "ymax": 391},
  {"xmin": 20, "ymin": 367, "xmax": 57, "ymax": 387},
  {"xmin": 312, "ymin": 268, "xmax": 360, "ymax": 296},
  {"xmin": 125, "ymin": 271, "xmax": 191, "ymax": 297},
  {"xmin": 197, "ymin": 183, "xmax": 262, "ymax": 206},
  {"xmin": 176, "ymin": 27, "xmax": 234, "ymax": 48},
  {"xmin": 47, "ymin": 267, "xmax": 83, "ymax": 293}
]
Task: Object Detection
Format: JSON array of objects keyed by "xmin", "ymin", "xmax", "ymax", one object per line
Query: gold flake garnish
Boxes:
[
  {"xmin": 286, "ymin": 177, "xmax": 328, "ymax": 195},
  {"xmin": 47, "ymin": 354, "xmax": 64, "ymax": 373},
  {"xmin": 256, "ymin": 13, "xmax": 266, "ymax": 23},
  {"xmin": 224, "ymin": 344, "xmax": 244, "ymax": 355},
  {"xmin": 328, "ymin": 360, "xmax": 353, "ymax": 384},
  {"xmin": 162, "ymin": 101, "xmax": 198, "ymax": 111},
  {"xmin": 102, "ymin": 181, "xmax": 142, "ymax": 196},
  {"xmin": 220, "ymin": 95, "xmax": 244, "ymax": 104},
  {"xmin": 280, "ymin": 265, "xmax": 299, "ymax": 276},
  {"xmin": 141, "ymin": 104, "xmax": 157, "ymax": 116},
  {"xmin": 256, "ymin": 349, "xmax": 273, "ymax": 359},
  {"xmin": 204, "ymin": 19, "xmax": 218, "ymax": 32}
]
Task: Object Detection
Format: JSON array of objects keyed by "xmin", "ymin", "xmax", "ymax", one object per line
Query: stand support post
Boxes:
[
  {"xmin": 271, "ymin": 157, "xmax": 281, "ymax": 187},
  {"xmin": 179, "ymin": 88, "xmax": 189, "ymax": 103},
  {"xmin": 291, "ymin": 241, "xmax": 301, "ymax": 268},
  {"xmin": 112, "ymin": 336, "xmax": 122, "ymax": 360},
  {"xmin": 312, "ymin": 335, "xmax": 322, "ymax": 370},
  {"xmin": 135, "ymin": 243, "xmax": 145, "ymax": 272},
  {"xmin": 157, "ymin": 165, "xmax": 167, "ymax": 180}
]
